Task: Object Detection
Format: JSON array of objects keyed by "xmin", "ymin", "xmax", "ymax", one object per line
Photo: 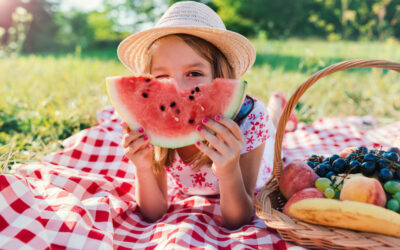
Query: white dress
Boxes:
[{"xmin": 165, "ymin": 96, "xmax": 276, "ymax": 195}]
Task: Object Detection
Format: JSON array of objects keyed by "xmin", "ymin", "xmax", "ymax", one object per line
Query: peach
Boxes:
[
  {"xmin": 279, "ymin": 160, "xmax": 319, "ymax": 199},
  {"xmin": 283, "ymin": 188, "xmax": 324, "ymax": 216},
  {"xmin": 339, "ymin": 146, "xmax": 357, "ymax": 159},
  {"xmin": 392, "ymin": 137, "xmax": 400, "ymax": 149},
  {"xmin": 340, "ymin": 176, "xmax": 386, "ymax": 207}
]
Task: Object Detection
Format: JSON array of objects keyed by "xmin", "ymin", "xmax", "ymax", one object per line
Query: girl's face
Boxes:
[{"xmin": 150, "ymin": 36, "xmax": 213, "ymax": 90}]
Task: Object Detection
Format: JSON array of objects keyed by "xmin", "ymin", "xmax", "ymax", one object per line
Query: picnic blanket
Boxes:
[{"xmin": 1, "ymin": 106, "xmax": 400, "ymax": 249}]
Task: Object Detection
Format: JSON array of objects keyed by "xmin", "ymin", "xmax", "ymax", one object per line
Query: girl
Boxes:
[{"xmin": 118, "ymin": 1, "xmax": 278, "ymax": 230}]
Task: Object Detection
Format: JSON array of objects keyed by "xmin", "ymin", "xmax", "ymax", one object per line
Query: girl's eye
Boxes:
[
  {"xmin": 155, "ymin": 75, "xmax": 169, "ymax": 79},
  {"xmin": 187, "ymin": 71, "xmax": 203, "ymax": 77}
]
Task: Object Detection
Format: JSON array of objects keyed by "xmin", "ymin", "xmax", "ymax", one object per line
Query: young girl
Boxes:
[{"xmin": 118, "ymin": 1, "xmax": 278, "ymax": 230}]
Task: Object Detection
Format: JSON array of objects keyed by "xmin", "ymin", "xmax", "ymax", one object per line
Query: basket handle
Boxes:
[{"xmin": 272, "ymin": 59, "xmax": 400, "ymax": 182}]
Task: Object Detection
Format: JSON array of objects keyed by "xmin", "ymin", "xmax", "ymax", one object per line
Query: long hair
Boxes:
[{"xmin": 145, "ymin": 34, "xmax": 235, "ymax": 173}]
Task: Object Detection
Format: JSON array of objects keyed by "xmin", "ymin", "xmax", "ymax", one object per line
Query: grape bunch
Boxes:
[
  {"xmin": 307, "ymin": 146, "xmax": 400, "ymax": 183},
  {"xmin": 307, "ymin": 146, "xmax": 400, "ymax": 212}
]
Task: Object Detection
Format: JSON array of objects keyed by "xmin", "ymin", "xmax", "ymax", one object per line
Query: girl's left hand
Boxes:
[{"xmin": 195, "ymin": 115, "xmax": 244, "ymax": 179}]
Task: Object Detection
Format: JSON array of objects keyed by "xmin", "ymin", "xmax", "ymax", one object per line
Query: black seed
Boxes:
[
  {"xmin": 176, "ymin": 109, "xmax": 181, "ymax": 114},
  {"xmin": 195, "ymin": 87, "xmax": 200, "ymax": 92},
  {"xmin": 188, "ymin": 120, "xmax": 194, "ymax": 124},
  {"xmin": 160, "ymin": 105, "xmax": 165, "ymax": 111},
  {"xmin": 145, "ymin": 78, "xmax": 150, "ymax": 82},
  {"xmin": 142, "ymin": 93, "xmax": 148, "ymax": 98},
  {"xmin": 191, "ymin": 90, "xmax": 195, "ymax": 94},
  {"xmin": 170, "ymin": 102, "xmax": 176, "ymax": 108},
  {"xmin": 189, "ymin": 96, "xmax": 194, "ymax": 100}
]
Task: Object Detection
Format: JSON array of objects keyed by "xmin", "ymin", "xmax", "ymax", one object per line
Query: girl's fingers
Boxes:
[
  {"xmin": 122, "ymin": 128, "xmax": 146, "ymax": 148},
  {"xmin": 124, "ymin": 135, "xmax": 150, "ymax": 155},
  {"xmin": 120, "ymin": 121, "xmax": 130, "ymax": 133},
  {"xmin": 195, "ymin": 141, "xmax": 221, "ymax": 163},
  {"xmin": 197, "ymin": 125, "xmax": 229, "ymax": 155},
  {"xmin": 213, "ymin": 116, "xmax": 243, "ymax": 143},
  {"xmin": 201, "ymin": 117, "xmax": 239, "ymax": 147}
]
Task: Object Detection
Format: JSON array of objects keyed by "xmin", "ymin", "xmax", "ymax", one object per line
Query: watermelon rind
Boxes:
[
  {"xmin": 106, "ymin": 76, "xmax": 142, "ymax": 130},
  {"xmin": 106, "ymin": 76, "xmax": 247, "ymax": 148}
]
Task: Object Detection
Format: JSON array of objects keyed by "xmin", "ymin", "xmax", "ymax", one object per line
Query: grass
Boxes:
[{"xmin": 1, "ymin": 39, "xmax": 400, "ymax": 169}]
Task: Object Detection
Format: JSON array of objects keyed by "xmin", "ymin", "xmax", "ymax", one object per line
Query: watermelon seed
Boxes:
[
  {"xmin": 145, "ymin": 78, "xmax": 151, "ymax": 82},
  {"xmin": 176, "ymin": 109, "xmax": 181, "ymax": 114},
  {"xmin": 191, "ymin": 90, "xmax": 195, "ymax": 94},
  {"xmin": 170, "ymin": 102, "xmax": 176, "ymax": 108},
  {"xmin": 200, "ymin": 105, "xmax": 205, "ymax": 111},
  {"xmin": 189, "ymin": 96, "xmax": 195, "ymax": 100},
  {"xmin": 160, "ymin": 105, "xmax": 165, "ymax": 111},
  {"xmin": 188, "ymin": 120, "xmax": 194, "ymax": 124},
  {"xmin": 142, "ymin": 93, "xmax": 148, "ymax": 98},
  {"xmin": 195, "ymin": 87, "xmax": 200, "ymax": 92},
  {"xmin": 174, "ymin": 117, "xmax": 179, "ymax": 122}
]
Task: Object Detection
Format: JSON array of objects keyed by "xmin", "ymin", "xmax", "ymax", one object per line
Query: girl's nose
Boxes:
[{"xmin": 173, "ymin": 76, "xmax": 189, "ymax": 90}]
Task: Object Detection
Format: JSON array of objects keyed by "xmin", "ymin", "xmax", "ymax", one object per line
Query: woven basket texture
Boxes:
[{"xmin": 255, "ymin": 59, "xmax": 400, "ymax": 249}]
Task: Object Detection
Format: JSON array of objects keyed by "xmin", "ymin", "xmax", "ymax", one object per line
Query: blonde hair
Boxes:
[{"xmin": 144, "ymin": 34, "xmax": 235, "ymax": 173}]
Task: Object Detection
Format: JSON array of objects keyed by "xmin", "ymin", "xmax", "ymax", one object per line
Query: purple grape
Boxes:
[
  {"xmin": 388, "ymin": 147, "xmax": 400, "ymax": 154},
  {"xmin": 361, "ymin": 161, "xmax": 376, "ymax": 176},
  {"xmin": 348, "ymin": 160, "xmax": 361, "ymax": 173},
  {"xmin": 383, "ymin": 152, "xmax": 399, "ymax": 162},
  {"xmin": 364, "ymin": 153, "xmax": 378, "ymax": 162},
  {"xmin": 346, "ymin": 153, "xmax": 358, "ymax": 161},
  {"xmin": 356, "ymin": 146, "xmax": 368, "ymax": 154},
  {"xmin": 377, "ymin": 159, "xmax": 390, "ymax": 169},
  {"xmin": 378, "ymin": 168, "xmax": 393, "ymax": 182},
  {"xmin": 332, "ymin": 158, "xmax": 346, "ymax": 173}
]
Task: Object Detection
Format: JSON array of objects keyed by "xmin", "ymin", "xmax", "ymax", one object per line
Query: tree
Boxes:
[
  {"xmin": 103, "ymin": 0, "xmax": 168, "ymax": 33},
  {"xmin": 0, "ymin": 0, "xmax": 60, "ymax": 52}
]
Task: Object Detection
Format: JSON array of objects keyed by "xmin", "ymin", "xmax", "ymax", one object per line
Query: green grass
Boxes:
[{"xmin": 1, "ymin": 39, "xmax": 400, "ymax": 169}]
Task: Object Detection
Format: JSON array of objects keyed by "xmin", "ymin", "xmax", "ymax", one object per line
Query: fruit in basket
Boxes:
[
  {"xmin": 289, "ymin": 198, "xmax": 400, "ymax": 237},
  {"xmin": 392, "ymin": 137, "xmax": 400, "ymax": 148},
  {"xmin": 377, "ymin": 168, "xmax": 393, "ymax": 182},
  {"xmin": 279, "ymin": 160, "xmax": 319, "ymax": 199},
  {"xmin": 340, "ymin": 176, "xmax": 386, "ymax": 207},
  {"xmin": 387, "ymin": 199, "xmax": 400, "ymax": 212},
  {"xmin": 384, "ymin": 180, "xmax": 400, "ymax": 194},
  {"xmin": 282, "ymin": 188, "xmax": 324, "ymax": 216},
  {"xmin": 339, "ymin": 146, "xmax": 357, "ymax": 158},
  {"xmin": 315, "ymin": 177, "xmax": 332, "ymax": 192}
]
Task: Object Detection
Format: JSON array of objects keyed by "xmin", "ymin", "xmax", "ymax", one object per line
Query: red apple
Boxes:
[
  {"xmin": 283, "ymin": 188, "xmax": 324, "ymax": 215},
  {"xmin": 279, "ymin": 160, "xmax": 319, "ymax": 199}
]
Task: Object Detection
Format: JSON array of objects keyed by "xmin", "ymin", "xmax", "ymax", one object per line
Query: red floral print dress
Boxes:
[{"xmin": 165, "ymin": 97, "xmax": 275, "ymax": 195}]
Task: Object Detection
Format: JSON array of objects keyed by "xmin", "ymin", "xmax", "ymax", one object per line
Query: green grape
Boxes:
[
  {"xmin": 324, "ymin": 187, "xmax": 335, "ymax": 199},
  {"xmin": 334, "ymin": 189, "xmax": 340, "ymax": 199},
  {"xmin": 383, "ymin": 180, "xmax": 400, "ymax": 194},
  {"xmin": 386, "ymin": 199, "xmax": 400, "ymax": 212},
  {"xmin": 394, "ymin": 192, "xmax": 400, "ymax": 203},
  {"xmin": 315, "ymin": 177, "xmax": 332, "ymax": 192},
  {"xmin": 334, "ymin": 183, "xmax": 343, "ymax": 191}
]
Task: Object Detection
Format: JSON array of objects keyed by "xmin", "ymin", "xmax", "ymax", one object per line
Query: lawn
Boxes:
[{"xmin": 1, "ymin": 39, "xmax": 400, "ymax": 169}]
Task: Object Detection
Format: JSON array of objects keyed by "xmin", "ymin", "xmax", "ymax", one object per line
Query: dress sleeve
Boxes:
[{"xmin": 239, "ymin": 98, "xmax": 276, "ymax": 154}]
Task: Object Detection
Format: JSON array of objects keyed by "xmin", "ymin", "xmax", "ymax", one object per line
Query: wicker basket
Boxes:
[{"xmin": 255, "ymin": 59, "xmax": 400, "ymax": 249}]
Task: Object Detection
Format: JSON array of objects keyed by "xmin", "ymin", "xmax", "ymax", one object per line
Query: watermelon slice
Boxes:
[{"xmin": 106, "ymin": 76, "xmax": 247, "ymax": 148}]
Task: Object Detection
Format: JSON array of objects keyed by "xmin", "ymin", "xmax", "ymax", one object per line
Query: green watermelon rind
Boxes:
[{"xmin": 106, "ymin": 76, "xmax": 247, "ymax": 148}]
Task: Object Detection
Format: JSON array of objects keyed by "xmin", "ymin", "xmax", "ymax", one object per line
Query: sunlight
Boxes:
[{"xmin": 60, "ymin": 0, "xmax": 103, "ymax": 11}]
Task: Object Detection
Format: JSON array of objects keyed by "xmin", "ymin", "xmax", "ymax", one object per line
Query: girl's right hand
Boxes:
[{"xmin": 121, "ymin": 122, "xmax": 153, "ymax": 170}]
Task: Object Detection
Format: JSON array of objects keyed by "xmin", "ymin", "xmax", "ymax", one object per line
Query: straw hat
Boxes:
[{"xmin": 117, "ymin": 1, "xmax": 256, "ymax": 79}]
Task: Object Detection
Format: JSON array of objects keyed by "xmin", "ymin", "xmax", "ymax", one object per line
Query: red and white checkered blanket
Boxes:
[{"xmin": 1, "ymin": 106, "xmax": 399, "ymax": 249}]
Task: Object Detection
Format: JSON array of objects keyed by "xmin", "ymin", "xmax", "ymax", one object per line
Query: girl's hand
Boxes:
[
  {"xmin": 120, "ymin": 122, "xmax": 153, "ymax": 170},
  {"xmin": 195, "ymin": 115, "xmax": 244, "ymax": 178}
]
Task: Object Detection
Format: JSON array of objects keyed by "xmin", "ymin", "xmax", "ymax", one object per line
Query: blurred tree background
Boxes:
[{"xmin": 1, "ymin": 0, "xmax": 399, "ymax": 54}]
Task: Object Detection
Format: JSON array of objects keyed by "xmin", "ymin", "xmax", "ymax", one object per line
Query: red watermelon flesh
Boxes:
[{"xmin": 106, "ymin": 76, "xmax": 247, "ymax": 148}]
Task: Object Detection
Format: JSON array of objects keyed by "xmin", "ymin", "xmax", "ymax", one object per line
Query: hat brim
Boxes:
[{"xmin": 117, "ymin": 26, "xmax": 256, "ymax": 79}]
